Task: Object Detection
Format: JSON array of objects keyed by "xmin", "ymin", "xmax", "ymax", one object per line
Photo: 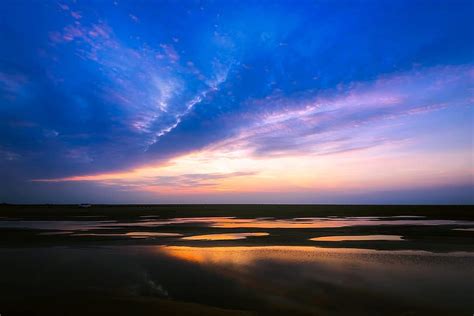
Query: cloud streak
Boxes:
[
  {"xmin": 32, "ymin": 65, "xmax": 473, "ymax": 195},
  {"xmin": 209, "ymin": 65, "xmax": 473, "ymax": 156}
]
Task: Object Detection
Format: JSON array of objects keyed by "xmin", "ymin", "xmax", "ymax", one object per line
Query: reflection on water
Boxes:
[
  {"xmin": 1, "ymin": 216, "xmax": 473, "ymax": 231},
  {"xmin": 182, "ymin": 232, "xmax": 269, "ymax": 241},
  {"xmin": 1, "ymin": 210, "xmax": 473, "ymax": 315},
  {"xmin": 0, "ymin": 244, "xmax": 473, "ymax": 315},
  {"xmin": 208, "ymin": 217, "xmax": 474, "ymax": 228},
  {"xmin": 310, "ymin": 235, "xmax": 403, "ymax": 241},
  {"xmin": 73, "ymin": 232, "xmax": 182, "ymax": 239},
  {"xmin": 160, "ymin": 245, "xmax": 474, "ymax": 266},
  {"xmin": 157, "ymin": 245, "xmax": 474, "ymax": 314},
  {"xmin": 38, "ymin": 231, "xmax": 74, "ymax": 236},
  {"xmin": 0, "ymin": 220, "xmax": 116, "ymax": 230},
  {"xmin": 132, "ymin": 216, "xmax": 474, "ymax": 229},
  {"xmin": 126, "ymin": 232, "xmax": 183, "ymax": 238},
  {"xmin": 453, "ymin": 228, "xmax": 474, "ymax": 231}
]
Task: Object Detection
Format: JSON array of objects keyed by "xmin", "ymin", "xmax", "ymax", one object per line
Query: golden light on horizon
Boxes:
[{"xmin": 33, "ymin": 139, "xmax": 473, "ymax": 197}]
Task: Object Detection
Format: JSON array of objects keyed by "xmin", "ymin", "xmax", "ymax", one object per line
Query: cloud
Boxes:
[
  {"xmin": 35, "ymin": 170, "xmax": 258, "ymax": 192},
  {"xmin": 0, "ymin": 4, "xmax": 237, "ymax": 181},
  {"xmin": 30, "ymin": 64, "xmax": 473, "ymax": 195},
  {"xmin": 48, "ymin": 12, "xmax": 235, "ymax": 153},
  {"xmin": 137, "ymin": 171, "xmax": 257, "ymax": 188},
  {"xmin": 1, "ymin": 0, "xmax": 472, "ymax": 203},
  {"xmin": 212, "ymin": 65, "xmax": 473, "ymax": 156}
]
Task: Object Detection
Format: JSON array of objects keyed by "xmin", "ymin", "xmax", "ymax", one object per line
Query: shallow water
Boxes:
[
  {"xmin": 73, "ymin": 232, "xmax": 183, "ymax": 238},
  {"xmin": 1, "ymin": 216, "xmax": 473, "ymax": 231},
  {"xmin": 310, "ymin": 235, "xmax": 403, "ymax": 241},
  {"xmin": 453, "ymin": 228, "xmax": 474, "ymax": 232},
  {"xmin": 1, "ymin": 214, "xmax": 473, "ymax": 315},
  {"xmin": 0, "ymin": 245, "xmax": 472, "ymax": 315},
  {"xmin": 182, "ymin": 232, "xmax": 269, "ymax": 241}
]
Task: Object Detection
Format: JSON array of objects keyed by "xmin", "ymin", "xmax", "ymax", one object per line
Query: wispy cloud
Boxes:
[
  {"xmin": 1, "ymin": 0, "xmax": 473, "ymax": 203},
  {"xmin": 214, "ymin": 65, "xmax": 473, "ymax": 156},
  {"xmin": 32, "ymin": 65, "xmax": 473, "ymax": 195},
  {"xmin": 49, "ymin": 10, "xmax": 234, "ymax": 153},
  {"xmin": 34, "ymin": 169, "xmax": 258, "ymax": 193}
]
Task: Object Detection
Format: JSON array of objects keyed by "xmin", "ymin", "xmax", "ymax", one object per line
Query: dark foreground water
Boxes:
[{"xmin": 1, "ymin": 212, "xmax": 473, "ymax": 315}]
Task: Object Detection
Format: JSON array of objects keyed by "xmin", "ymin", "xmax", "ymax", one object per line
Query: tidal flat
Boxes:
[{"xmin": 0, "ymin": 204, "xmax": 473, "ymax": 315}]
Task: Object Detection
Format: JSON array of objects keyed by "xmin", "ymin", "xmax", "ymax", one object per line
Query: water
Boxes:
[
  {"xmin": 0, "ymin": 245, "xmax": 472, "ymax": 315},
  {"xmin": 310, "ymin": 235, "xmax": 403, "ymax": 241},
  {"xmin": 1, "ymin": 216, "xmax": 473, "ymax": 231},
  {"xmin": 182, "ymin": 232, "xmax": 269, "ymax": 241},
  {"xmin": 1, "ymin": 214, "xmax": 473, "ymax": 315}
]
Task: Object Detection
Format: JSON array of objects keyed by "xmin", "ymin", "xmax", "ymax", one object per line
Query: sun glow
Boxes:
[{"xmin": 34, "ymin": 140, "xmax": 472, "ymax": 196}]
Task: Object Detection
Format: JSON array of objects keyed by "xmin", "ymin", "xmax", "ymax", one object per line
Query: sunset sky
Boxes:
[{"xmin": 1, "ymin": 0, "xmax": 473, "ymax": 204}]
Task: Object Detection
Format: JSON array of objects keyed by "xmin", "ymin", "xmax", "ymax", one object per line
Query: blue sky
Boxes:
[{"xmin": 0, "ymin": 0, "xmax": 473, "ymax": 203}]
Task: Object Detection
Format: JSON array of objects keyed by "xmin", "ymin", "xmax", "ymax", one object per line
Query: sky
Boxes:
[{"xmin": 0, "ymin": 0, "xmax": 473, "ymax": 204}]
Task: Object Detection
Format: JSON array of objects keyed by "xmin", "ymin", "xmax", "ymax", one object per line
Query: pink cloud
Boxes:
[
  {"xmin": 159, "ymin": 44, "xmax": 180, "ymax": 63},
  {"xmin": 208, "ymin": 65, "xmax": 473, "ymax": 158},
  {"xmin": 71, "ymin": 11, "xmax": 82, "ymax": 20}
]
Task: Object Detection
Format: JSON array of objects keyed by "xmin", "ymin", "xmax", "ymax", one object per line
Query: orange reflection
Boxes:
[
  {"xmin": 159, "ymin": 245, "xmax": 380, "ymax": 266},
  {"xmin": 73, "ymin": 232, "xmax": 182, "ymax": 238},
  {"xmin": 310, "ymin": 235, "xmax": 402, "ymax": 241},
  {"xmin": 211, "ymin": 218, "xmax": 352, "ymax": 228},
  {"xmin": 159, "ymin": 245, "xmax": 474, "ymax": 268},
  {"xmin": 95, "ymin": 217, "xmax": 473, "ymax": 229},
  {"xmin": 125, "ymin": 232, "xmax": 182, "ymax": 238},
  {"xmin": 182, "ymin": 232, "xmax": 269, "ymax": 241},
  {"xmin": 209, "ymin": 218, "xmax": 473, "ymax": 229}
]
